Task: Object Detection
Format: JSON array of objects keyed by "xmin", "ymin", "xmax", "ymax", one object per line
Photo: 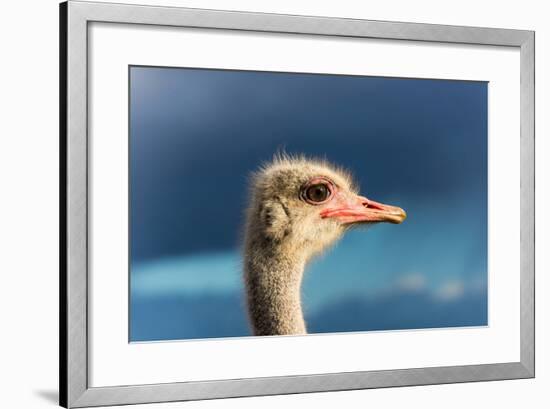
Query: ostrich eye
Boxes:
[{"xmin": 305, "ymin": 183, "xmax": 330, "ymax": 203}]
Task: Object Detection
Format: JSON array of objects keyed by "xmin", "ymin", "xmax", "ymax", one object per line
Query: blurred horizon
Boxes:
[{"xmin": 129, "ymin": 66, "xmax": 488, "ymax": 341}]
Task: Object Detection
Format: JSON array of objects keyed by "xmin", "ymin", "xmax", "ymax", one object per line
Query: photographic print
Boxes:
[
  {"xmin": 60, "ymin": 5, "xmax": 534, "ymax": 406},
  {"xmin": 129, "ymin": 66, "xmax": 488, "ymax": 342}
]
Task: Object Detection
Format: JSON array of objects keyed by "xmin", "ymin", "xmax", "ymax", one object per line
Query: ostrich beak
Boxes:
[{"xmin": 320, "ymin": 194, "xmax": 407, "ymax": 225}]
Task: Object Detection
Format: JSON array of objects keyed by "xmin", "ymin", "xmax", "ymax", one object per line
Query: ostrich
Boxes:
[{"xmin": 243, "ymin": 155, "xmax": 406, "ymax": 336}]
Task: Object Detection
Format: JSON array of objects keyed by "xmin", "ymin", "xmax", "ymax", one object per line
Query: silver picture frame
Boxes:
[{"xmin": 60, "ymin": 1, "xmax": 535, "ymax": 407}]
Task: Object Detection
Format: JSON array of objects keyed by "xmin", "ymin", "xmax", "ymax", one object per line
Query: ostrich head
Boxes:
[{"xmin": 244, "ymin": 154, "xmax": 406, "ymax": 336}]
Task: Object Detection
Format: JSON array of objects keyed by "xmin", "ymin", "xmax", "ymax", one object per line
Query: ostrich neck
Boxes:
[{"xmin": 244, "ymin": 245, "xmax": 307, "ymax": 336}]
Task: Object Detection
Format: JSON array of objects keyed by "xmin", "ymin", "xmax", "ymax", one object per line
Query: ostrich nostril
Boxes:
[{"xmin": 360, "ymin": 197, "xmax": 383, "ymax": 210}]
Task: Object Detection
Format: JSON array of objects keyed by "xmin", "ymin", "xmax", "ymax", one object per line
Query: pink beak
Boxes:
[{"xmin": 320, "ymin": 195, "xmax": 407, "ymax": 225}]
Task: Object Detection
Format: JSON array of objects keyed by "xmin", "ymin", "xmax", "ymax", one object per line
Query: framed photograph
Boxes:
[{"xmin": 60, "ymin": 1, "xmax": 535, "ymax": 407}]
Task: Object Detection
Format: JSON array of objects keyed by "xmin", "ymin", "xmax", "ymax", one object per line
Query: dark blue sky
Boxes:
[{"xmin": 130, "ymin": 66, "xmax": 487, "ymax": 263}]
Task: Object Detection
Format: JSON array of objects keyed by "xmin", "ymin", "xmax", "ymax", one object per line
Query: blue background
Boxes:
[{"xmin": 129, "ymin": 66, "xmax": 488, "ymax": 342}]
